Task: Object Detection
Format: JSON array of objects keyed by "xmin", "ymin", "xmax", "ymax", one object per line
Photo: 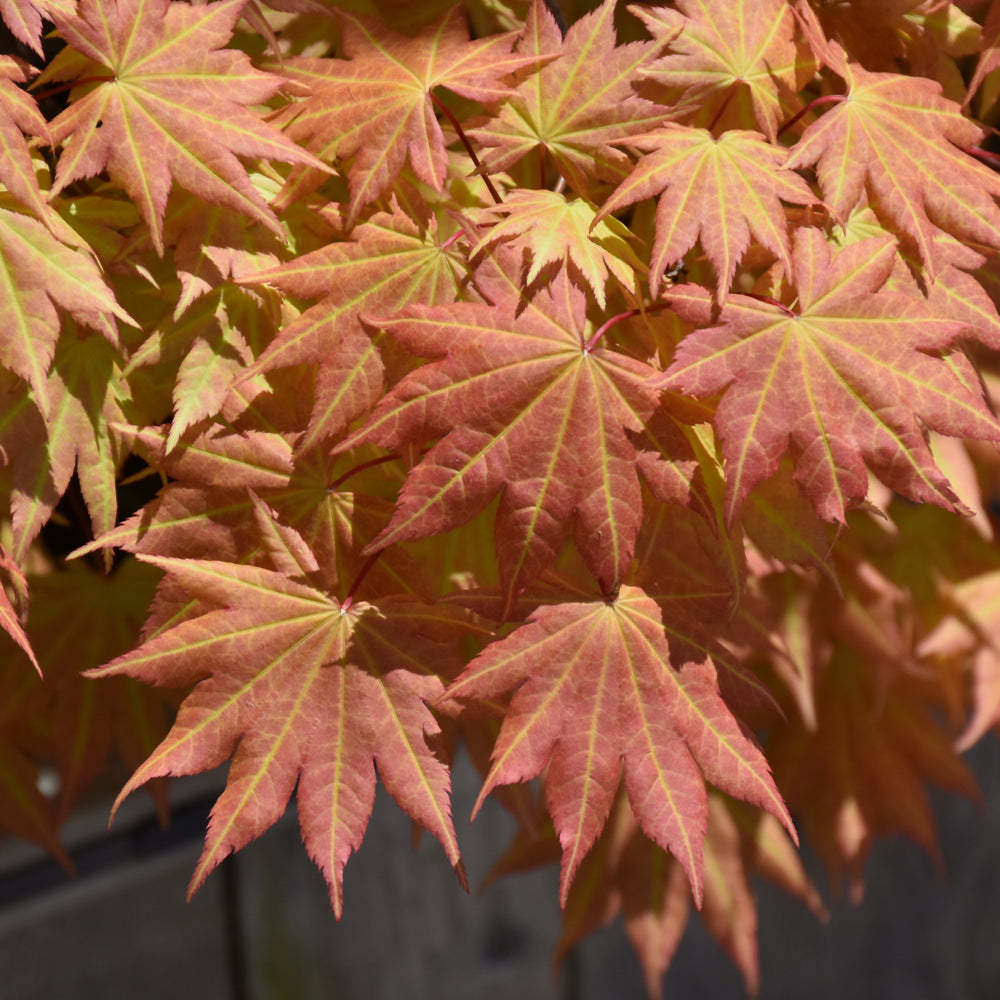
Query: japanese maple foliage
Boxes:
[{"xmin": 4, "ymin": 0, "xmax": 1000, "ymax": 994}]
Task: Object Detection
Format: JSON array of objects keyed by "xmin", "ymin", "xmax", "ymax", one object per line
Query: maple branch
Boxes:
[
  {"xmin": 431, "ymin": 91, "xmax": 503, "ymax": 205},
  {"xmin": 341, "ymin": 549, "xmax": 384, "ymax": 612},
  {"xmin": 777, "ymin": 94, "xmax": 846, "ymax": 138},
  {"xmin": 584, "ymin": 301, "xmax": 672, "ymax": 353}
]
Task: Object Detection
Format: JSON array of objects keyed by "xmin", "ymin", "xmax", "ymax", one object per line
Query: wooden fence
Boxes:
[{"xmin": 2, "ymin": 740, "xmax": 1000, "ymax": 999}]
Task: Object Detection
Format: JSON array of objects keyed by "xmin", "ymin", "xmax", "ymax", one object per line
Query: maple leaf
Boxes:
[
  {"xmin": 342, "ymin": 259, "xmax": 662, "ymax": 609},
  {"xmin": 272, "ymin": 5, "xmax": 543, "ymax": 224},
  {"xmin": 0, "ymin": 56, "xmax": 52, "ymax": 222},
  {"xmin": 659, "ymin": 229, "xmax": 1000, "ymax": 525},
  {"xmin": 967, "ymin": 0, "xmax": 1000, "ymax": 106},
  {"xmin": 18, "ymin": 559, "xmax": 171, "ymax": 823},
  {"xmin": 0, "ymin": 331, "xmax": 127, "ymax": 563},
  {"xmin": 632, "ymin": 0, "xmax": 808, "ymax": 141},
  {"xmin": 238, "ymin": 201, "xmax": 468, "ymax": 450},
  {"xmin": 126, "ymin": 284, "xmax": 280, "ymax": 452},
  {"xmin": 783, "ymin": 63, "xmax": 1000, "ymax": 278},
  {"xmin": 0, "ymin": 544, "xmax": 37, "ymax": 672},
  {"xmin": 73, "ymin": 418, "xmax": 428, "ymax": 606},
  {"xmin": 469, "ymin": 0, "xmax": 671, "ymax": 193},
  {"xmin": 627, "ymin": 498, "xmax": 788, "ymax": 718},
  {"xmin": 37, "ymin": 0, "xmax": 324, "ymax": 255},
  {"xmin": 162, "ymin": 191, "xmax": 288, "ymax": 318},
  {"xmin": 742, "ymin": 460, "xmax": 841, "ymax": 573},
  {"xmin": 594, "ymin": 124, "xmax": 817, "ymax": 301},
  {"xmin": 69, "ymin": 421, "xmax": 295, "ymax": 562},
  {"xmin": 768, "ymin": 651, "xmax": 980, "ymax": 900},
  {"xmin": 442, "ymin": 584, "xmax": 794, "ymax": 905},
  {"xmin": 471, "ymin": 188, "xmax": 643, "ymax": 308},
  {"xmin": 0, "ymin": 206, "xmax": 129, "ymax": 415},
  {"xmin": 88, "ymin": 553, "xmax": 468, "ymax": 915},
  {"xmin": 798, "ymin": 0, "xmax": 980, "ymax": 79},
  {"xmin": 556, "ymin": 793, "xmax": 824, "ymax": 998},
  {"xmin": 919, "ymin": 567, "xmax": 1000, "ymax": 751},
  {"xmin": 0, "ymin": 0, "xmax": 73, "ymax": 54}
]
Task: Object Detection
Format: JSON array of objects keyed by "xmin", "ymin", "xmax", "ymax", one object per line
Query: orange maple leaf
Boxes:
[
  {"xmin": 633, "ymin": 0, "xmax": 809, "ymax": 140},
  {"xmin": 0, "ymin": 55, "xmax": 51, "ymax": 221},
  {"xmin": 442, "ymin": 584, "xmax": 794, "ymax": 906},
  {"xmin": 471, "ymin": 188, "xmax": 644, "ymax": 308},
  {"xmin": 273, "ymin": 5, "xmax": 544, "ymax": 224},
  {"xmin": 784, "ymin": 63, "xmax": 1000, "ymax": 277},
  {"xmin": 660, "ymin": 229, "xmax": 1000, "ymax": 524},
  {"xmin": 470, "ymin": 0, "xmax": 671, "ymax": 193},
  {"xmin": 555, "ymin": 794, "xmax": 824, "ymax": 998},
  {"xmin": 0, "ymin": 0, "xmax": 72, "ymax": 54},
  {"xmin": 920, "ymin": 567, "xmax": 1000, "ymax": 751},
  {"xmin": 39, "ymin": 0, "xmax": 323, "ymax": 254},
  {"xmin": 342, "ymin": 259, "xmax": 662, "ymax": 610},
  {"xmin": 594, "ymin": 124, "xmax": 817, "ymax": 300},
  {"xmin": 768, "ymin": 652, "xmax": 979, "ymax": 901},
  {"xmin": 89, "ymin": 553, "xmax": 469, "ymax": 916},
  {"xmin": 238, "ymin": 201, "xmax": 468, "ymax": 450},
  {"xmin": 0, "ymin": 544, "xmax": 37, "ymax": 672}
]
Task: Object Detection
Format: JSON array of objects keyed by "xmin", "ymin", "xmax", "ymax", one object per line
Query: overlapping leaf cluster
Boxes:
[{"xmin": 3, "ymin": 0, "xmax": 1000, "ymax": 993}]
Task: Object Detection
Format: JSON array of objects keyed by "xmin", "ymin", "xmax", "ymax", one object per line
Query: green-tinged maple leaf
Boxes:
[
  {"xmin": 271, "ymin": 4, "xmax": 543, "ymax": 224},
  {"xmin": 38, "ymin": 0, "xmax": 324, "ymax": 256},
  {"xmin": 88, "ymin": 553, "xmax": 469, "ymax": 915},
  {"xmin": 442, "ymin": 584, "xmax": 794, "ymax": 905},
  {"xmin": 1, "ymin": 332, "xmax": 126, "ymax": 563},
  {"xmin": 342, "ymin": 260, "xmax": 662, "ymax": 609},
  {"xmin": 126, "ymin": 284, "xmax": 280, "ymax": 451},
  {"xmin": 73, "ymin": 423, "xmax": 423, "ymax": 601},
  {"xmin": 742, "ymin": 461, "xmax": 840, "ymax": 573},
  {"xmin": 0, "ymin": 205, "xmax": 129, "ymax": 415},
  {"xmin": 632, "ymin": 0, "xmax": 807, "ymax": 141},
  {"xmin": 783, "ymin": 63, "xmax": 1000, "ymax": 277},
  {"xmin": 70, "ymin": 422, "xmax": 295, "ymax": 561},
  {"xmin": 238, "ymin": 201, "xmax": 467, "ymax": 450},
  {"xmin": 659, "ymin": 229, "xmax": 1000, "ymax": 525},
  {"xmin": 162, "ymin": 193, "xmax": 288, "ymax": 319},
  {"xmin": 469, "ymin": 0, "xmax": 671, "ymax": 193},
  {"xmin": 471, "ymin": 188, "xmax": 643, "ymax": 308},
  {"xmin": 0, "ymin": 56, "xmax": 52, "ymax": 221},
  {"xmin": 594, "ymin": 124, "xmax": 817, "ymax": 301}
]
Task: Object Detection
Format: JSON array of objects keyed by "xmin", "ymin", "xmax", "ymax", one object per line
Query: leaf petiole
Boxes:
[
  {"xmin": 584, "ymin": 301, "xmax": 671, "ymax": 353},
  {"xmin": 341, "ymin": 549, "xmax": 383, "ymax": 612},
  {"xmin": 777, "ymin": 94, "xmax": 846, "ymax": 137},
  {"xmin": 431, "ymin": 91, "xmax": 503, "ymax": 205}
]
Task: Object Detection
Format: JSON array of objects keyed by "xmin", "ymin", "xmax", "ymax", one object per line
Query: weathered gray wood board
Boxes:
[
  {"xmin": 0, "ymin": 844, "xmax": 231, "ymax": 1000},
  {"xmin": 1, "ymin": 741, "xmax": 999, "ymax": 998}
]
